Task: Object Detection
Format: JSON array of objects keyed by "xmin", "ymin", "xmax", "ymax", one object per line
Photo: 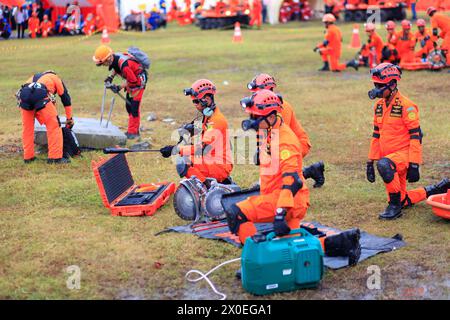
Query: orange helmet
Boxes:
[
  {"xmin": 322, "ymin": 13, "xmax": 336, "ymax": 23},
  {"xmin": 427, "ymin": 7, "xmax": 437, "ymax": 16},
  {"xmin": 93, "ymin": 45, "xmax": 113, "ymax": 65},
  {"xmin": 416, "ymin": 19, "xmax": 426, "ymax": 27},
  {"xmin": 385, "ymin": 20, "xmax": 396, "ymax": 31},
  {"xmin": 401, "ymin": 19, "xmax": 411, "ymax": 30},
  {"xmin": 184, "ymin": 79, "xmax": 216, "ymax": 100},
  {"xmin": 365, "ymin": 22, "xmax": 375, "ymax": 32},
  {"xmin": 240, "ymin": 89, "xmax": 282, "ymax": 117},
  {"xmin": 370, "ymin": 63, "xmax": 402, "ymax": 84},
  {"xmin": 247, "ymin": 73, "xmax": 277, "ymax": 92}
]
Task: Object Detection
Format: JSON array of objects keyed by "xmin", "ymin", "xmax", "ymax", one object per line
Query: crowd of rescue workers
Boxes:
[{"xmin": 13, "ymin": 7, "xmax": 450, "ymax": 267}]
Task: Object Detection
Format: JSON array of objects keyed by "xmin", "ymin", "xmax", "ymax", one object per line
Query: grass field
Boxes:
[{"xmin": 0, "ymin": 20, "xmax": 449, "ymax": 300}]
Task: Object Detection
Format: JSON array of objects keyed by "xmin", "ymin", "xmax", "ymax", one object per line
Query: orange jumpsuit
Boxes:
[
  {"xmin": 414, "ymin": 28, "xmax": 434, "ymax": 59},
  {"xmin": 431, "ymin": 13, "xmax": 450, "ymax": 62},
  {"xmin": 282, "ymin": 101, "xmax": 311, "ymax": 157},
  {"xmin": 361, "ymin": 31, "xmax": 384, "ymax": 67},
  {"xmin": 236, "ymin": 121, "xmax": 309, "ymax": 244},
  {"xmin": 40, "ymin": 20, "xmax": 53, "ymax": 38},
  {"xmin": 179, "ymin": 106, "xmax": 233, "ymax": 183},
  {"xmin": 383, "ymin": 31, "xmax": 400, "ymax": 63},
  {"xmin": 397, "ymin": 30, "xmax": 416, "ymax": 65},
  {"xmin": 318, "ymin": 24, "xmax": 346, "ymax": 71},
  {"xmin": 21, "ymin": 73, "xmax": 73, "ymax": 161},
  {"xmin": 28, "ymin": 16, "xmax": 40, "ymax": 38},
  {"xmin": 368, "ymin": 91, "xmax": 426, "ymax": 207},
  {"xmin": 250, "ymin": 0, "xmax": 262, "ymax": 28},
  {"xmin": 83, "ymin": 18, "xmax": 96, "ymax": 35}
]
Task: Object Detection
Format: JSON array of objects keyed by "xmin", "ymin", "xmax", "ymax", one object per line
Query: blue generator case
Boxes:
[{"xmin": 241, "ymin": 228, "xmax": 324, "ymax": 295}]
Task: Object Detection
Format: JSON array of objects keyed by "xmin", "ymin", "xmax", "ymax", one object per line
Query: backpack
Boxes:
[
  {"xmin": 62, "ymin": 127, "xmax": 81, "ymax": 158},
  {"xmin": 127, "ymin": 47, "xmax": 151, "ymax": 70}
]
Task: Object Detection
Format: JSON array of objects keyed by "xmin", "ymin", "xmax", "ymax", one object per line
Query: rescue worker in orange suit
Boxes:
[
  {"xmin": 93, "ymin": 45, "xmax": 148, "ymax": 139},
  {"xmin": 366, "ymin": 63, "xmax": 450, "ymax": 219},
  {"xmin": 414, "ymin": 19, "xmax": 434, "ymax": 62},
  {"xmin": 359, "ymin": 23, "xmax": 384, "ymax": 67},
  {"xmin": 396, "ymin": 20, "xmax": 416, "ymax": 66},
  {"xmin": 28, "ymin": 11, "xmax": 40, "ymax": 38},
  {"xmin": 381, "ymin": 20, "xmax": 400, "ymax": 64},
  {"xmin": 428, "ymin": 7, "xmax": 450, "ymax": 63},
  {"xmin": 17, "ymin": 71, "xmax": 74, "ymax": 164},
  {"xmin": 40, "ymin": 15, "xmax": 53, "ymax": 38},
  {"xmin": 250, "ymin": 0, "xmax": 262, "ymax": 29},
  {"xmin": 314, "ymin": 14, "xmax": 358, "ymax": 71},
  {"xmin": 226, "ymin": 90, "xmax": 361, "ymax": 267},
  {"xmin": 82, "ymin": 13, "xmax": 95, "ymax": 36},
  {"xmin": 160, "ymin": 79, "xmax": 233, "ymax": 187},
  {"xmin": 247, "ymin": 73, "xmax": 325, "ymax": 187}
]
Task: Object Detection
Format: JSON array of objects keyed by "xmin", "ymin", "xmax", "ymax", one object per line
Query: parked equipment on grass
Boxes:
[
  {"xmin": 197, "ymin": 0, "xmax": 251, "ymax": 30},
  {"xmin": 241, "ymin": 228, "xmax": 324, "ymax": 295}
]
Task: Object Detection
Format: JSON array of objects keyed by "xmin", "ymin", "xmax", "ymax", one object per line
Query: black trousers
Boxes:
[{"xmin": 17, "ymin": 23, "xmax": 25, "ymax": 38}]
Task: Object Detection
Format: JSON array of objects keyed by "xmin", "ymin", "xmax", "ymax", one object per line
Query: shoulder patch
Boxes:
[
  {"xmin": 408, "ymin": 112, "xmax": 417, "ymax": 120},
  {"xmin": 280, "ymin": 149, "xmax": 291, "ymax": 161}
]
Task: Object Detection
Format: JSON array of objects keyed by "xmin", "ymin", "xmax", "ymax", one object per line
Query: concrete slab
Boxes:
[{"xmin": 35, "ymin": 117, "xmax": 127, "ymax": 149}]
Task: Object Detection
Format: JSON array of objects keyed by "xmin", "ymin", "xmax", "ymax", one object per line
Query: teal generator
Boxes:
[{"xmin": 241, "ymin": 228, "xmax": 324, "ymax": 295}]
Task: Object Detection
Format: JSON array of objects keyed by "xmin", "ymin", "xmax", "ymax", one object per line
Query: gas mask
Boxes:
[{"xmin": 368, "ymin": 82, "xmax": 391, "ymax": 100}]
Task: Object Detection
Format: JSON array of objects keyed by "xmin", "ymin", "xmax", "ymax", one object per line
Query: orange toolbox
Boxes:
[{"xmin": 92, "ymin": 153, "xmax": 176, "ymax": 217}]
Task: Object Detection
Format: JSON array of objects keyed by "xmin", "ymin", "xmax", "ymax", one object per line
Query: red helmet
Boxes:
[
  {"xmin": 385, "ymin": 20, "xmax": 396, "ymax": 31},
  {"xmin": 370, "ymin": 63, "xmax": 402, "ymax": 84},
  {"xmin": 427, "ymin": 7, "xmax": 437, "ymax": 16},
  {"xmin": 184, "ymin": 79, "xmax": 216, "ymax": 100},
  {"xmin": 401, "ymin": 19, "xmax": 411, "ymax": 30},
  {"xmin": 240, "ymin": 89, "xmax": 282, "ymax": 116},
  {"xmin": 416, "ymin": 19, "xmax": 426, "ymax": 27},
  {"xmin": 365, "ymin": 22, "xmax": 375, "ymax": 32},
  {"xmin": 247, "ymin": 73, "xmax": 277, "ymax": 92}
]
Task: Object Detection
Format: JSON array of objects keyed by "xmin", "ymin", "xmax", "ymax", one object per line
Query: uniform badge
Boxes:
[
  {"xmin": 408, "ymin": 112, "xmax": 417, "ymax": 120},
  {"xmin": 280, "ymin": 149, "xmax": 291, "ymax": 160}
]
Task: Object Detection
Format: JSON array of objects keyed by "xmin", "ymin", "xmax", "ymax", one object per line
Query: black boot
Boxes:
[
  {"xmin": 324, "ymin": 228, "xmax": 361, "ymax": 266},
  {"xmin": 318, "ymin": 61, "xmax": 330, "ymax": 71},
  {"xmin": 302, "ymin": 161, "xmax": 325, "ymax": 188},
  {"xmin": 379, "ymin": 192, "xmax": 402, "ymax": 220},
  {"xmin": 47, "ymin": 157, "xmax": 71, "ymax": 164},
  {"xmin": 235, "ymin": 268, "xmax": 242, "ymax": 280},
  {"xmin": 24, "ymin": 157, "xmax": 36, "ymax": 164},
  {"xmin": 346, "ymin": 59, "xmax": 359, "ymax": 70},
  {"xmin": 424, "ymin": 178, "xmax": 450, "ymax": 197}
]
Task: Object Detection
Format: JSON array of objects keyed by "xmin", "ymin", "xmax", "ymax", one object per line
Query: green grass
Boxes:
[{"xmin": 0, "ymin": 20, "xmax": 449, "ymax": 300}]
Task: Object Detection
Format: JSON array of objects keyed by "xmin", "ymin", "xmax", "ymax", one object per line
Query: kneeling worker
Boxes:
[
  {"xmin": 17, "ymin": 71, "xmax": 74, "ymax": 164},
  {"xmin": 160, "ymin": 79, "xmax": 233, "ymax": 187},
  {"xmin": 246, "ymin": 73, "xmax": 325, "ymax": 188},
  {"xmin": 226, "ymin": 90, "xmax": 361, "ymax": 265},
  {"xmin": 93, "ymin": 45, "xmax": 148, "ymax": 139},
  {"xmin": 366, "ymin": 63, "xmax": 450, "ymax": 219}
]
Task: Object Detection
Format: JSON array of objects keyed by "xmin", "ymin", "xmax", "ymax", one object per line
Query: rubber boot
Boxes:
[
  {"xmin": 235, "ymin": 269, "xmax": 242, "ymax": 280},
  {"xmin": 302, "ymin": 161, "xmax": 325, "ymax": 188},
  {"xmin": 424, "ymin": 178, "xmax": 450, "ymax": 197},
  {"xmin": 324, "ymin": 228, "xmax": 361, "ymax": 266},
  {"xmin": 346, "ymin": 59, "xmax": 359, "ymax": 70},
  {"xmin": 318, "ymin": 61, "xmax": 330, "ymax": 71},
  {"xmin": 379, "ymin": 192, "xmax": 402, "ymax": 220},
  {"xmin": 47, "ymin": 157, "xmax": 71, "ymax": 164}
]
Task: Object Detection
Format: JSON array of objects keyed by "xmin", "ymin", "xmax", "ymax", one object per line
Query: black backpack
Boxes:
[{"xmin": 62, "ymin": 127, "xmax": 81, "ymax": 158}]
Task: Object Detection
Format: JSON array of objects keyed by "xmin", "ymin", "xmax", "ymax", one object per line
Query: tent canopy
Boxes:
[{"xmin": 0, "ymin": 0, "xmax": 26, "ymax": 7}]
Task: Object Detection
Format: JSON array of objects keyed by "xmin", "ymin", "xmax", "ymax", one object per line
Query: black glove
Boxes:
[
  {"xmin": 273, "ymin": 208, "xmax": 291, "ymax": 237},
  {"xmin": 313, "ymin": 47, "xmax": 319, "ymax": 52},
  {"xmin": 65, "ymin": 118, "xmax": 74, "ymax": 129},
  {"xmin": 109, "ymin": 84, "xmax": 121, "ymax": 94},
  {"xmin": 160, "ymin": 145, "xmax": 175, "ymax": 158},
  {"xmin": 253, "ymin": 149, "xmax": 260, "ymax": 166},
  {"xmin": 366, "ymin": 161, "xmax": 375, "ymax": 183},
  {"xmin": 104, "ymin": 75, "xmax": 114, "ymax": 84},
  {"xmin": 407, "ymin": 163, "xmax": 420, "ymax": 183}
]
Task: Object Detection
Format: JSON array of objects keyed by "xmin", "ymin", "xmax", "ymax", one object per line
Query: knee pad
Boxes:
[
  {"xmin": 376, "ymin": 158, "xmax": 397, "ymax": 183},
  {"xmin": 225, "ymin": 204, "xmax": 248, "ymax": 235},
  {"xmin": 176, "ymin": 156, "xmax": 189, "ymax": 178}
]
